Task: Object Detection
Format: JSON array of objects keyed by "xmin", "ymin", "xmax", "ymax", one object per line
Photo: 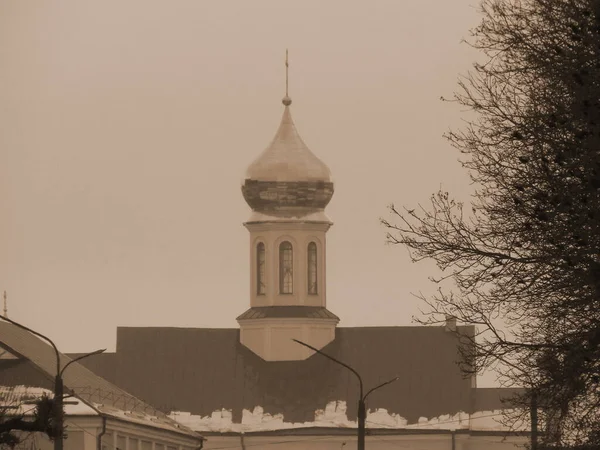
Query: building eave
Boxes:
[{"xmin": 198, "ymin": 426, "xmax": 530, "ymax": 437}]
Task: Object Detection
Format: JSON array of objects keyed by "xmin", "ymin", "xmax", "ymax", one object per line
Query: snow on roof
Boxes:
[
  {"xmin": 3, "ymin": 387, "xmax": 523, "ymax": 436},
  {"xmin": 110, "ymin": 326, "xmax": 484, "ymax": 426},
  {"xmin": 0, "ymin": 385, "xmax": 200, "ymax": 438},
  {"xmin": 94, "ymin": 404, "xmax": 194, "ymax": 434},
  {"xmin": 0, "ymin": 322, "xmax": 203, "ymax": 442},
  {"xmin": 0, "ymin": 385, "xmax": 96, "ymax": 416},
  {"xmin": 169, "ymin": 400, "xmax": 529, "ymax": 434}
]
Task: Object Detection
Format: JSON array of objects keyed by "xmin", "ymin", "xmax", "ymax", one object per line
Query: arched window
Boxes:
[
  {"xmin": 279, "ymin": 241, "xmax": 293, "ymax": 294},
  {"xmin": 307, "ymin": 242, "xmax": 318, "ymax": 295},
  {"xmin": 256, "ymin": 242, "xmax": 266, "ymax": 295}
]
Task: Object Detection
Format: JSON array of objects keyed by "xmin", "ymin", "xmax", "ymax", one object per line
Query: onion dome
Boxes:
[{"xmin": 242, "ymin": 96, "xmax": 334, "ymax": 217}]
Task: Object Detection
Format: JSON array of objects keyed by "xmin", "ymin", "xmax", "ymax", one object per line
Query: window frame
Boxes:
[
  {"xmin": 256, "ymin": 242, "xmax": 266, "ymax": 295},
  {"xmin": 279, "ymin": 241, "xmax": 294, "ymax": 294},
  {"xmin": 307, "ymin": 242, "xmax": 318, "ymax": 295}
]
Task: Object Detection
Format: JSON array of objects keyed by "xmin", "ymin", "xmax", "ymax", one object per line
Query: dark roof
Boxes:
[
  {"xmin": 0, "ymin": 321, "xmax": 203, "ymax": 441},
  {"xmin": 66, "ymin": 352, "xmax": 118, "ymax": 383},
  {"xmin": 77, "ymin": 325, "xmax": 479, "ymax": 424},
  {"xmin": 474, "ymin": 387, "xmax": 524, "ymax": 411},
  {"xmin": 0, "ymin": 358, "xmax": 54, "ymax": 390},
  {"xmin": 236, "ymin": 306, "xmax": 339, "ymax": 320}
]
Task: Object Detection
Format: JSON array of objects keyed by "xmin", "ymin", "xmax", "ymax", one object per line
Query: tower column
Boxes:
[{"xmin": 238, "ymin": 53, "xmax": 338, "ymax": 361}]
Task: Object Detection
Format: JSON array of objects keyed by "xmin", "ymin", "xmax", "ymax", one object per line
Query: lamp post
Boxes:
[
  {"xmin": 293, "ymin": 339, "xmax": 399, "ymax": 450},
  {"xmin": 530, "ymin": 390, "xmax": 538, "ymax": 450},
  {"xmin": 0, "ymin": 315, "xmax": 105, "ymax": 450}
]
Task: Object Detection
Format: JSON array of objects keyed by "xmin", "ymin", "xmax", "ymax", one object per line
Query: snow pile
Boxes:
[
  {"xmin": 170, "ymin": 402, "xmax": 358, "ymax": 433},
  {"xmin": 410, "ymin": 412, "xmax": 470, "ymax": 430},
  {"xmin": 172, "ymin": 409, "xmax": 236, "ymax": 433},
  {"xmin": 313, "ymin": 400, "xmax": 354, "ymax": 427},
  {"xmin": 242, "ymin": 407, "xmax": 288, "ymax": 430},
  {"xmin": 169, "ymin": 401, "xmax": 526, "ymax": 433},
  {"xmin": 366, "ymin": 408, "xmax": 408, "ymax": 428}
]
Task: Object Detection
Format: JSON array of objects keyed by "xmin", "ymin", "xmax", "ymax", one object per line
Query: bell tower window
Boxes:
[
  {"xmin": 279, "ymin": 241, "xmax": 293, "ymax": 294},
  {"xmin": 257, "ymin": 242, "xmax": 266, "ymax": 295},
  {"xmin": 307, "ymin": 242, "xmax": 318, "ymax": 294}
]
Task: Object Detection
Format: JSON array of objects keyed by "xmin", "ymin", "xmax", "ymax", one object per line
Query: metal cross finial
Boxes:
[{"xmin": 282, "ymin": 49, "xmax": 292, "ymax": 106}]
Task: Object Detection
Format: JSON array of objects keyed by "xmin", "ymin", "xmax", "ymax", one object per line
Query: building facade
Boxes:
[
  {"xmin": 0, "ymin": 60, "xmax": 529, "ymax": 449},
  {"xmin": 0, "ymin": 322, "xmax": 204, "ymax": 450},
  {"xmin": 73, "ymin": 81, "xmax": 529, "ymax": 449}
]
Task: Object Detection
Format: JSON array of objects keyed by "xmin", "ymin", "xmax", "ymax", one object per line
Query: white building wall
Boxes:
[
  {"xmin": 246, "ymin": 222, "xmax": 330, "ymax": 308},
  {"xmin": 239, "ymin": 318, "xmax": 338, "ymax": 361},
  {"xmin": 201, "ymin": 433, "xmax": 528, "ymax": 450},
  {"xmin": 13, "ymin": 417, "xmax": 202, "ymax": 450}
]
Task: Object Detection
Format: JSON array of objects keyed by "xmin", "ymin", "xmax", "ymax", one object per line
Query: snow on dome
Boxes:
[{"xmin": 245, "ymin": 105, "xmax": 332, "ymax": 183}]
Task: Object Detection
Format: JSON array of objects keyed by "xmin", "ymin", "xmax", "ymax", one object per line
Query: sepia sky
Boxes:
[{"xmin": 0, "ymin": 2, "xmax": 496, "ymax": 382}]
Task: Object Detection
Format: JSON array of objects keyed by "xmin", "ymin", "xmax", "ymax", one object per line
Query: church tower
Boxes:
[{"xmin": 237, "ymin": 52, "xmax": 339, "ymax": 361}]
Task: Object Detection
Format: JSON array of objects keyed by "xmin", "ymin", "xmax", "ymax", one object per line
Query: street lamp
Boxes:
[
  {"xmin": 0, "ymin": 315, "xmax": 105, "ymax": 450},
  {"xmin": 293, "ymin": 339, "xmax": 399, "ymax": 450}
]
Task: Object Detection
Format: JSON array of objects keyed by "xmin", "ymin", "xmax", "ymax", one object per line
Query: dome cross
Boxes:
[{"xmin": 283, "ymin": 49, "xmax": 292, "ymax": 106}]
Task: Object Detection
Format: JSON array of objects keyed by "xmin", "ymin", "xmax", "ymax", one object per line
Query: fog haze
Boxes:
[{"xmin": 0, "ymin": 1, "xmax": 491, "ymax": 380}]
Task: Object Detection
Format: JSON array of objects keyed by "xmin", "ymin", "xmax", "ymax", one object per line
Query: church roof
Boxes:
[
  {"xmin": 73, "ymin": 325, "xmax": 489, "ymax": 426},
  {"xmin": 244, "ymin": 103, "xmax": 332, "ymax": 183},
  {"xmin": 0, "ymin": 321, "xmax": 203, "ymax": 441}
]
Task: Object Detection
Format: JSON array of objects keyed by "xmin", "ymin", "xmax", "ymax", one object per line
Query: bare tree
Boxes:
[
  {"xmin": 0, "ymin": 389, "xmax": 62, "ymax": 449},
  {"xmin": 382, "ymin": 0, "xmax": 600, "ymax": 447}
]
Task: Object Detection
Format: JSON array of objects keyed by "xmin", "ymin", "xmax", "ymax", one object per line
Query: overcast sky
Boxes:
[{"xmin": 0, "ymin": 2, "xmax": 496, "ymax": 383}]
